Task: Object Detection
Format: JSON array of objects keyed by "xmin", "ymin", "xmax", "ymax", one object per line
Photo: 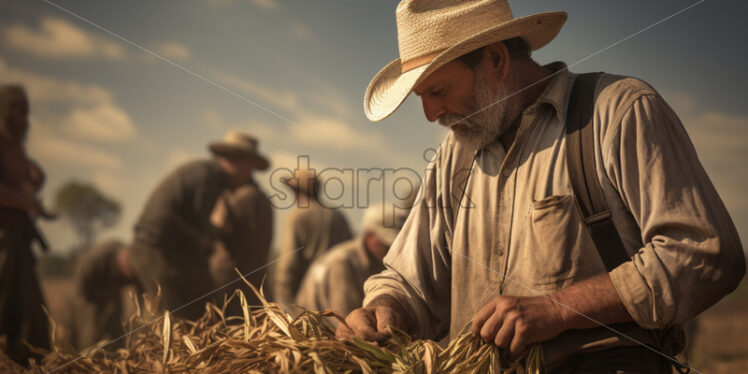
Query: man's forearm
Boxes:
[{"xmin": 549, "ymin": 273, "xmax": 633, "ymax": 330}]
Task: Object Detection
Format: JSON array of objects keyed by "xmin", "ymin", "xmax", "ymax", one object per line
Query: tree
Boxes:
[{"xmin": 54, "ymin": 180, "xmax": 121, "ymax": 251}]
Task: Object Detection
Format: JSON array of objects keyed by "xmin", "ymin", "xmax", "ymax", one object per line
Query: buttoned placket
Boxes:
[{"xmin": 496, "ymin": 105, "xmax": 544, "ymax": 293}]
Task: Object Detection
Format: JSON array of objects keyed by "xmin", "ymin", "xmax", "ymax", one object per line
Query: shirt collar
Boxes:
[{"xmin": 534, "ymin": 61, "xmax": 574, "ymax": 123}]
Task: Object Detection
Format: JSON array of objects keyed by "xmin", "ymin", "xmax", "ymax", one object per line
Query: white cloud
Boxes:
[
  {"xmin": 0, "ymin": 56, "xmax": 138, "ymax": 144},
  {"xmin": 28, "ymin": 126, "xmax": 122, "ymax": 169},
  {"xmin": 2, "ymin": 17, "xmax": 124, "ymax": 59},
  {"xmin": 250, "ymin": 0, "xmax": 279, "ymax": 9},
  {"xmin": 62, "ymin": 102, "xmax": 137, "ymax": 142},
  {"xmin": 204, "ymin": 0, "xmax": 279, "ymax": 9},
  {"xmin": 151, "ymin": 41, "xmax": 191, "ymax": 60},
  {"xmin": 164, "ymin": 149, "xmax": 198, "ymax": 170},
  {"xmin": 292, "ymin": 116, "xmax": 387, "ymax": 152},
  {"xmin": 290, "ymin": 22, "xmax": 312, "ymax": 39},
  {"xmin": 0, "ymin": 57, "xmax": 111, "ymax": 105},
  {"xmin": 210, "ymin": 69, "xmax": 306, "ymax": 120}
]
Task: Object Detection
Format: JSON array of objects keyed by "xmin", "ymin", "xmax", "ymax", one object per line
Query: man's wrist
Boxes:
[{"xmin": 547, "ymin": 292, "xmax": 578, "ymax": 329}]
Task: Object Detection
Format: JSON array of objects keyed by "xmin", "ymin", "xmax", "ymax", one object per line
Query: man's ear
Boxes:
[{"xmin": 484, "ymin": 41, "xmax": 510, "ymax": 80}]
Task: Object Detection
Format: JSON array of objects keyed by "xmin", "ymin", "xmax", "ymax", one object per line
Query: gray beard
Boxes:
[{"xmin": 439, "ymin": 69, "xmax": 524, "ymax": 151}]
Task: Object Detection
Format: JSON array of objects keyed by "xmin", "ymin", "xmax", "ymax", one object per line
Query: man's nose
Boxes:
[{"xmin": 421, "ymin": 96, "xmax": 445, "ymax": 122}]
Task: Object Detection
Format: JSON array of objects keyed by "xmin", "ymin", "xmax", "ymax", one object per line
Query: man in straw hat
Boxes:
[
  {"xmin": 0, "ymin": 85, "xmax": 54, "ymax": 365},
  {"xmin": 274, "ymin": 167, "xmax": 352, "ymax": 312},
  {"xmin": 129, "ymin": 131, "xmax": 270, "ymax": 320},
  {"xmin": 337, "ymin": 0, "xmax": 745, "ymax": 371},
  {"xmin": 295, "ymin": 202, "xmax": 411, "ymax": 322}
]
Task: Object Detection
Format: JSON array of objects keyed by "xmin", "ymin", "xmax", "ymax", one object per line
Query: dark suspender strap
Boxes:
[{"xmin": 565, "ymin": 73, "xmax": 630, "ymax": 271}]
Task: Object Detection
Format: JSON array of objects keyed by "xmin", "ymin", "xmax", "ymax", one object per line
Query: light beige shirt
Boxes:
[
  {"xmin": 363, "ymin": 63, "xmax": 745, "ymax": 364},
  {"xmin": 295, "ymin": 237, "xmax": 384, "ymax": 321},
  {"xmin": 275, "ymin": 200, "xmax": 353, "ymax": 307}
]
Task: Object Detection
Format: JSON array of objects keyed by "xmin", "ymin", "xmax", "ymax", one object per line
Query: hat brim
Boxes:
[
  {"xmin": 364, "ymin": 11, "xmax": 567, "ymax": 122},
  {"xmin": 209, "ymin": 143, "xmax": 270, "ymax": 171}
]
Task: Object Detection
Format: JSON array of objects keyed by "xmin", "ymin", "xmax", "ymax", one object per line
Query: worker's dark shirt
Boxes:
[{"xmin": 133, "ymin": 159, "xmax": 229, "ymax": 256}]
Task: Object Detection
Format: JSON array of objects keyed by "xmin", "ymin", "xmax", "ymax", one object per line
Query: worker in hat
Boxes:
[
  {"xmin": 273, "ymin": 167, "xmax": 352, "ymax": 312},
  {"xmin": 129, "ymin": 131, "xmax": 270, "ymax": 320},
  {"xmin": 295, "ymin": 202, "xmax": 411, "ymax": 323},
  {"xmin": 337, "ymin": 0, "xmax": 745, "ymax": 372}
]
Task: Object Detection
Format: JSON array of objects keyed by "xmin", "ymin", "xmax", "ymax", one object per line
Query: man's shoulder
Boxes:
[
  {"xmin": 319, "ymin": 238, "xmax": 359, "ymax": 263},
  {"xmin": 172, "ymin": 159, "xmax": 220, "ymax": 177},
  {"xmin": 594, "ymin": 73, "xmax": 659, "ymax": 116},
  {"xmin": 308, "ymin": 239, "xmax": 359, "ymax": 279}
]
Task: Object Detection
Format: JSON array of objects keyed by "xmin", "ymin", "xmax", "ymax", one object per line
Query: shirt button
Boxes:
[{"xmin": 502, "ymin": 169, "xmax": 512, "ymax": 177}]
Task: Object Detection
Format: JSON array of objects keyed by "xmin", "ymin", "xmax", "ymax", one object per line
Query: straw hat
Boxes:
[
  {"xmin": 208, "ymin": 131, "xmax": 270, "ymax": 170},
  {"xmin": 364, "ymin": 0, "xmax": 567, "ymax": 121},
  {"xmin": 281, "ymin": 168, "xmax": 319, "ymax": 196}
]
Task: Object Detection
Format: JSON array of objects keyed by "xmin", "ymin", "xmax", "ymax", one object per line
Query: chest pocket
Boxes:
[{"xmin": 526, "ymin": 193, "xmax": 605, "ymax": 289}]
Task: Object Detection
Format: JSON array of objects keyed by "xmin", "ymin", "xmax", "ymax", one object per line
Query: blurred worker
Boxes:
[
  {"xmin": 0, "ymin": 85, "xmax": 54, "ymax": 365},
  {"xmin": 274, "ymin": 168, "xmax": 352, "ymax": 311},
  {"xmin": 209, "ymin": 182, "xmax": 273, "ymax": 308},
  {"xmin": 66, "ymin": 239, "xmax": 138, "ymax": 350},
  {"xmin": 129, "ymin": 131, "xmax": 269, "ymax": 320},
  {"xmin": 295, "ymin": 203, "xmax": 410, "ymax": 321}
]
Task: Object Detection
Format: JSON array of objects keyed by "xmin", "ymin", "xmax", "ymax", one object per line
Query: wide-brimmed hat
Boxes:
[
  {"xmin": 364, "ymin": 0, "xmax": 567, "ymax": 121},
  {"xmin": 281, "ymin": 168, "xmax": 319, "ymax": 196},
  {"xmin": 208, "ymin": 131, "xmax": 270, "ymax": 170}
]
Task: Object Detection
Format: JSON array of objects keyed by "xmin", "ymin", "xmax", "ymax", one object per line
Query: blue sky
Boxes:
[{"xmin": 1, "ymin": 0, "xmax": 746, "ymax": 254}]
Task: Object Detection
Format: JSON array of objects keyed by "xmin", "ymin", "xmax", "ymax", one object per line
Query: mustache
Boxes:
[{"xmin": 438, "ymin": 114, "xmax": 473, "ymax": 128}]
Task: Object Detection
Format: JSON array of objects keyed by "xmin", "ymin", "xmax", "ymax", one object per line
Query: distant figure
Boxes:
[
  {"xmin": 129, "ymin": 131, "xmax": 269, "ymax": 320},
  {"xmin": 209, "ymin": 183, "xmax": 273, "ymax": 308},
  {"xmin": 0, "ymin": 85, "xmax": 54, "ymax": 365},
  {"xmin": 66, "ymin": 239, "xmax": 138, "ymax": 350},
  {"xmin": 274, "ymin": 168, "xmax": 352, "ymax": 311},
  {"xmin": 295, "ymin": 203, "xmax": 410, "ymax": 321}
]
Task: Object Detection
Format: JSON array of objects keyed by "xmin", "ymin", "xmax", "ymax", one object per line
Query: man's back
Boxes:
[
  {"xmin": 295, "ymin": 238, "xmax": 384, "ymax": 318},
  {"xmin": 274, "ymin": 201, "xmax": 352, "ymax": 307},
  {"xmin": 133, "ymin": 159, "xmax": 228, "ymax": 255}
]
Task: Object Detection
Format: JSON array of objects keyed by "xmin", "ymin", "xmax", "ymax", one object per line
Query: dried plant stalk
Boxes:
[{"xmin": 1, "ymin": 274, "xmax": 542, "ymax": 373}]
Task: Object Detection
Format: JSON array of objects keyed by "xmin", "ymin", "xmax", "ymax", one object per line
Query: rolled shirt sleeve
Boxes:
[
  {"xmin": 363, "ymin": 144, "xmax": 456, "ymax": 340},
  {"xmin": 605, "ymin": 92, "xmax": 746, "ymax": 329}
]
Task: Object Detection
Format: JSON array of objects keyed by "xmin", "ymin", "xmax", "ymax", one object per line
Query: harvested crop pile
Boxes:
[{"xmin": 2, "ymin": 279, "xmax": 542, "ymax": 373}]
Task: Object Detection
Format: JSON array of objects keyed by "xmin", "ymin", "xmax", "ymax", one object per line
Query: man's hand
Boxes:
[
  {"xmin": 335, "ymin": 295, "xmax": 413, "ymax": 343},
  {"xmin": 210, "ymin": 195, "xmax": 229, "ymax": 231},
  {"xmin": 471, "ymin": 295, "xmax": 567, "ymax": 358}
]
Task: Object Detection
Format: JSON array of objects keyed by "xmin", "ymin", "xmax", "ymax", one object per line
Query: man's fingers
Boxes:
[
  {"xmin": 471, "ymin": 301, "xmax": 497, "ymax": 336},
  {"xmin": 335, "ymin": 324, "xmax": 354, "ymax": 340},
  {"xmin": 340, "ymin": 308, "xmax": 388, "ymax": 342},
  {"xmin": 479, "ymin": 311, "xmax": 503, "ymax": 342},
  {"xmin": 508, "ymin": 323, "xmax": 527, "ymax": 359},
  {"xmin": 493, "ymin": 315, "xmax": 515, "ymax": 349},
  {"xmin": 375, "ymin": 307, "xmax": 399, "ymax": 336}
]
